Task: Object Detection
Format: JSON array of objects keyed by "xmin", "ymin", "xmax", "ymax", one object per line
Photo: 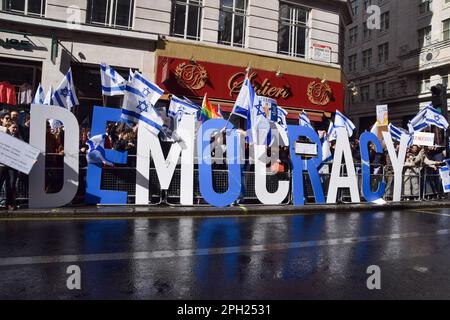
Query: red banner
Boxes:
[{"xmin": 156, "ymin": 56, "xmax": 344, "ymax": 114}]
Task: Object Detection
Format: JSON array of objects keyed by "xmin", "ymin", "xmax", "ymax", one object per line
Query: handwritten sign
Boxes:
[
  {"xmin": 0, "ymin": 131, "xmax": 40, "ymax": 174},
  {"xmin": 376, "ymin": 105, "xmax": 388, "ymax": 127},
  {"xmin": 413, "ymin": 132, "xmax": 435, "ymax": 147},
  {"xmin": 295, "ymin": 142, "xmax": 317, "ymax": 156}
]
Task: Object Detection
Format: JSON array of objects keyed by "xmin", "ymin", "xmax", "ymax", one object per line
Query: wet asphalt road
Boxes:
[{"xmin": 0, "ymin": 209, "xmax": 449, "ymax": 300}]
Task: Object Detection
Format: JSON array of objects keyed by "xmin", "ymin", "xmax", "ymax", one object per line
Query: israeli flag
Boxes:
[
  {"xmin": 388, "ymin": 123, "xmax": 413, "ymax": 146},
  {"xmin": 299, "ymin": 111, "xmax": 314, "ymax": 129},
  {"xmin": 168, "ymin": 95, "xmax": 199, "ymax": 129},
  {"xmin": 327, "ymin": 121, "xmax": 338, "ymax": 142},
  {"xmin": 86, "ymin": 134, "xmax": 113, "ymax": 166},
  {"xmin": 128, "ymin": 69, "xmax": 134, "ymax": 82},
  {"xmin": 425, "ymin": 105, "xmax": 449, "ymax": 130},
  {"xmin": 33, "ymin": 83, "xmax": 45, "ymax": 104},
  {"xmin": 52, "ymin": 68, "xmax": 79, "ymax": 109},
  {"xmin": 248, "ymin": 95, "xmax": 275, "ymax": 145},
  {"xmin": 122, "ymin": 71, "xmax": 164, "ymax": 136},
  {"xmin": 334, "ymin": 110, "xmax": 355, "ymax": 137},
  {"xmin": 44, "ymin": 86, "xmax": 54, "ymax": 105},
  {"xmin": 271, "ymin": 106, "xmax": 289, "ymax": 146},
  {"xmin": 232, "ymin": 77, "xmax": 255, "ymax": 119},
  {"xmin": 100, "ymin": 63, "xmax": 126, "ymax": 96}
]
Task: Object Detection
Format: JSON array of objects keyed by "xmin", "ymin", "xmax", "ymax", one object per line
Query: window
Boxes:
[
  {"xmin": 376, "ymin": 82, "xmax": 387, "ymax": 99},
  {"xmin": 218, "ymin": 0, "xmax": 248, "ymax": 47},
  {"xmin": 278, "ymin": 2, "xmax": 310, "ymax": 58},
  {"xmin": 349, "ymin": 54, "xmax": 357, "ymax": 72},
  {"xmin": 378, "ymin": 42, "xmax": 389, "ymax": 64},
  {"xmin": 362, "ymin": 49, "xmax": 372, "ymax": 68},
  {"xmin": 444, "ymin": 19, "xmax": 450, "ymax": 40},
  {"xmin": 171, "ymin": 0, "xmax": 203, "ymax": 40},
  {"xmin": 350, "ymin": 0, "xmax": 359, "ymax": 15},
  {"xmin": 380, "ymin": 12, "xmax": 389, "ymax": 31},
  {"xmin": 363, "ymin": 22, "xmax": 372, "ymax": 40},
  {"xmin": 418, "ymin": 0, "xmax": 431, "ymax": 15},
  {"xmin": 361, "ymin": 85, "xmax": 370, "ymax": 102},
  {"xmin": 418, "ymin": 26, "xmax": 431, "ymax": 47},
  {"xmin": 349, "ymin": 26, "xmax": 358, "ymax": 44},
  {"xmin": 418, "ymin": 75, "xmax": 430, "ymax": 94},
  {"xmin": 87, "ymin": 0, "xmax": 134, "ymax": 29},
  {"xmin": 2, "ymin": 0, "xmax": 46, "ymax": 16}
]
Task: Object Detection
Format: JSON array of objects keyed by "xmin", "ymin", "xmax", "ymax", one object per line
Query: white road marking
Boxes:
[
  {"xmin": 410, "ymin": 210, "xmax": 450, "ymax": 217},
  {"xmin": 0, "ymin": 229, "xmax": 449, "ymax": 267}
]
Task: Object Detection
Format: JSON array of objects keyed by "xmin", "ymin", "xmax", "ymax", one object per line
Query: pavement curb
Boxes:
[{"xmin": 1, "ymin": 201, "xmax": 450, "ymax": 219}]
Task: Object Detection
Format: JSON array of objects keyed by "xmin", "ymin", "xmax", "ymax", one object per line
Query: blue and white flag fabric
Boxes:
[
  {"xmin": 270, "ymin": 106, "xmax": 289, "ymax": 146},
  {"xmin": 232, "ymin": 77, "xmax": 255, "ymax": 119},
  {"xmin": 168, "ymin": 95, "xmax": 199, "ymax": 118},
  {"xmin": 86, "ymin": 134, "xmax": 113, "ymax": 166},
  {"xmin": 334, "ymin": 110, "xmax": 355, "ymax": 138},
  {"xmin": 388, "ymin": 123, "xmax": 413, "ymax": 146},
  {"xmin": 248, "ymin": 95, "xmax": 276, "ymax": 145},
  {"xmin": 128, "ymin": 69, "xmax": 134, "ymax": 82},
  {"xmin": 121, "ymin": 71, "xmax": 164, "ymax": 136},
  {"xmin": 168, "ymin": 95, "xmax": 199, "ymax": 129},
  {"xmin": 299, "ymin": 111, "xmax": 314, "ymax": 129},
  {"xmin": 33, "ymin": 83, "xmax": 45, "ymax": 104},
  {"xmin": 52, "ymin": 68, "xmax": 79, "ymax": 109},
  {"xmin": 411, "ymin": 104, "xmax": 450, "ymax": 131},
  {"xmin": 100, "ymin": 63, "xmax": 126, "ymax": 96},
  {"xmin": 327, "ymin": 121, "xmax": 338, "ymax": 142},
  {"xmin": 44, "ymin": 86, "xmax": 54, "ymax": 105}
]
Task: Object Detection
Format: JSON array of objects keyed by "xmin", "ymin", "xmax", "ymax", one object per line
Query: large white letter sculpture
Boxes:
[
  {"xmin": 254, "ymin": 144, "xmax": 289, "ymax": 204},
  {"xmin": 135, "ymin": 114, "xmax": 195, "ymax": 205},
  {"xmin": 382, "ymin": 131, "xmax": 408, "ymax": 202},
  {"xmin": 327, "ymin": 127, "xmax": 361, "ymax": 203},
  {"xmin": 29, "ymin": 104, "xmax": 79, "ymax": 208}
]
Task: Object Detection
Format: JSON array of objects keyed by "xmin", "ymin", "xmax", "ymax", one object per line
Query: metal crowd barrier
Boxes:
[{"xmin": 0, "ymin": 154, "xmax": 447, "ymax": 207}]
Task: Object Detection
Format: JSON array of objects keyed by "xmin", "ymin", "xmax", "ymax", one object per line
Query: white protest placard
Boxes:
[
  {"xmin": 376, "ymin": 105, "xmax": 388, "ymax": 127},
  {"xmin": 413, "ymin": 132, "xmax": 435, "ymax": 146},
  {"xmin": 295, "ymin": 142, "xmax": 317, "ymax": 156},
  {"xmin": 0, "ymin": 131, "xmax": 40, "ymax": 174},
  {"xmin": 439, "ymin": 167, "xmax": 450, "ymax": 193}
]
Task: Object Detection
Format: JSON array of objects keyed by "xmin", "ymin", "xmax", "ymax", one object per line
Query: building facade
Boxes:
[
  {"xmin": 345, "ymin": 0, "xmax": 450, "ymax": 132},
  {"xmin": 0, "ymin": 0, "xmax": 351, "ymax": 128}
]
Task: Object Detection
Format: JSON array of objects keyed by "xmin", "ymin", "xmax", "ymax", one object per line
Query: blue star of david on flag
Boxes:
[
  {"xmin": 255, "ymin": 101, "xmax": 267, "ymax": 117},
  {"xmin": 136, "ymin": 100, "xmax": 150, "ymax": 113}
]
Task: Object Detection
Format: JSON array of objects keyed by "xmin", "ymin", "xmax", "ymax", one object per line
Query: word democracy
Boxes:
[{"xmin": 28, "ymin": 105, "xmax": 409, "ymax": 208}]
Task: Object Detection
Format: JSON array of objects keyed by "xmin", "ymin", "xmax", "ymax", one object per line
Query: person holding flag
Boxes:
[
  {"xmin": 121, "ymin": 71, "xmax": 165, "ymax": 136},
  {"xmin": 52, "ymin": 68, "xmax": 79, "ymax": 109},
  {"xmin": 100, "ymin": 63, "xmax": 127, "ymax": 96},
  {"xmin": 86, "ymin": 133, "xmax": 113, "ymax": 167}
]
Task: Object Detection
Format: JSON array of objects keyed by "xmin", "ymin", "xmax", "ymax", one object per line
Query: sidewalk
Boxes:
[{"xmin": 1, "ymin": 200, "xmax": 450, "ymax": 219}]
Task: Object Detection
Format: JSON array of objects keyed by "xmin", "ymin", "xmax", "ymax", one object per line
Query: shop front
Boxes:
[{"xmin": 155, "ymin": 40, "xmax": 345, "ymax": 130}]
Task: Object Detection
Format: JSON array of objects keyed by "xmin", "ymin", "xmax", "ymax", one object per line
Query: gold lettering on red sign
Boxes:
[
  {"xmin": 307, "ymin": 81, "xmax": 332, "ymax": 106},
  {"xmin": 228, "ymin": 72, "xmax": 291, "ymax": 100},
  {"xmin": 175, "ymin": 62, "xmax": 208, "ymax": 90}
]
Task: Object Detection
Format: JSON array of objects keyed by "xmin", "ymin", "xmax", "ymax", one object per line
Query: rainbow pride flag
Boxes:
[{"xmin": 199, "ymin": 93, "xmax": 222, "ymax": 122}]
